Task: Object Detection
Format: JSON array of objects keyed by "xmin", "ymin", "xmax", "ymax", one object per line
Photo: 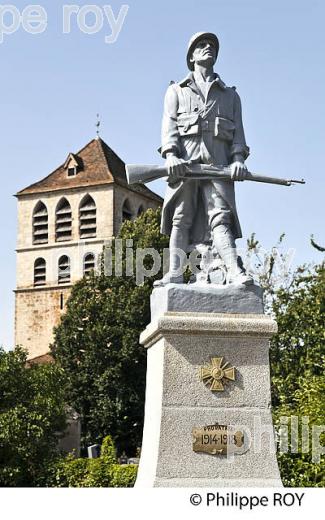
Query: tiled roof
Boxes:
[
  {"xmin": 26, "ymin": 352, "xmax": 54, "ymax": 366},
  {"xmin": 16, "ymin": 138, "xmax": 163, "ymax": 203}
]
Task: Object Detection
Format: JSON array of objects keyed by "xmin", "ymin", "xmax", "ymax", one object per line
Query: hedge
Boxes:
[{"xmin": 53, "ymin": 436, "xmax": 137, "ymax": 487}]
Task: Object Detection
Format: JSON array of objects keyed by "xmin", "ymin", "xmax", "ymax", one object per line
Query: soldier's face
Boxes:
[{"xmin": 191, "ymin": 39, "xmax": 217, "ymax": 68}]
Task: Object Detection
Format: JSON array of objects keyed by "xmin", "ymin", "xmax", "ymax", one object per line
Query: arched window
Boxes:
[
  {"xmin": 56, "ymin": 198, "xmax": 72, "ymax": 242},
  {"xmin": 137, "ymin": 205, "xmax": 144, "ymax": 217},
  {"xmin": 122, "ymin": 199, "xmax": 132, "ymax": 222},
  {"xmin": 79, "ymin": 195, "xmax": 97, "ymax": 239},
  {"xmin": 33, "ymin": 201, "xmax": 48, "ymax": 244},
  {"xmin": 34, "ymin": 258, "xmax": 46, "ymax": 286},
  {"xmin": 58, "ymin": 255, "xmax": 71, "ymax": 284},
  {"xmin": 83, "ymin": 253, "xmax": 96, "ymax": 276}
]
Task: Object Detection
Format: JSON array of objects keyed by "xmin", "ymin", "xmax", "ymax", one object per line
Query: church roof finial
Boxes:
[{"xmin": 95, "ymin": 113, "xmax": 101, "ymax": 139}]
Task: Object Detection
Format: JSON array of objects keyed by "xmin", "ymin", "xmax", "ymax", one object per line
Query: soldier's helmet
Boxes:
[{"xmin": 186, "ymin": 32, "xmax": 219, "ymax": 71}]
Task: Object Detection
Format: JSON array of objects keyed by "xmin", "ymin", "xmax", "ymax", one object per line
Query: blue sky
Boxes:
[{"xmin": 0, "ymin": 0, "xmax": 324, "ymax": 347}]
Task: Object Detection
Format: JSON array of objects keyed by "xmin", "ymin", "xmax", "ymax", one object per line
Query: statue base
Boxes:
[
  {"xmin": 151, "ymin": 282, "xmax": 264, "ymax": 321},
  {"xmin": 135, "ymin": 285, "xmax": 282, "ymax": 487}
]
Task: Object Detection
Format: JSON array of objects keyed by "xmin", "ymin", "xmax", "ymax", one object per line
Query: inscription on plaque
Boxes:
[{"xmin": 192, "ymin": 424, "xmax": 245, "ymax": 455}]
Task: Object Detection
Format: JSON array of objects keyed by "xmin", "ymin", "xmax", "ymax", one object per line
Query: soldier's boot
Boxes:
[
  {"xmin": 212, "ymin": 224, "xmax": 253, "ymax": 285},
  {"xmin": 154, "ymin": 227, "xmax": 188, "ymax": 287}
]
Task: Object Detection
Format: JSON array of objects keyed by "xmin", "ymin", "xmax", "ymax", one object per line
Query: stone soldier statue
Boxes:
[{"xmin": 155, "ymin": 31, "xmax": 253, "ymax": 287}]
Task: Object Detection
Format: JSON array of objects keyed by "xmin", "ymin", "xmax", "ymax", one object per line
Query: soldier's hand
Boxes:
[
  {"xmin": 166, "ymin": 154, "xmax": 188, "ymax": 184},
  {"xmin": 230, "ymin": 161, "xmax": 247, "ymax": 181}
]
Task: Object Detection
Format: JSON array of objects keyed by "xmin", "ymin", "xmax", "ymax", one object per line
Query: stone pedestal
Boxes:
[{"xmin": 135, "ymin": 286, "xmax": 282, "ymax": 487}]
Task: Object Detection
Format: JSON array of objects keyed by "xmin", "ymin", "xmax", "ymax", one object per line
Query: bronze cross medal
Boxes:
[{"xmin": 200, "ymin": 357, "xmax": 236, "ymax": 391}]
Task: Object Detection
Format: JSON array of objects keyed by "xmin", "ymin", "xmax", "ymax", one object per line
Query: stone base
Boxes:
[
  {"xmin": 154, "ymin": 478, "xmax": 282, "ymax": 487},
  {"xmin": 150, "ymin": 283, "xmax": 264, "ymax": 322},
  {"xmin": 136, "ymin": 312, "xmax": 282, "ymax": 487}
]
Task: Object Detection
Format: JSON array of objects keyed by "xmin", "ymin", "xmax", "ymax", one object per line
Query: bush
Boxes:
[
  {"xmin": 55, "ymin": 456, "xmax": 89, "ymax": 487},
  {"xmin": 109, "ymin": 464, "xmax": 137, "ymax": 488},
  {"xmin": 269, "ymin": 262, "xmax": 325, "ymax": 485},
  {"xmin": 0, "ymin": 346, "xmax": 67, "ymax": 487},
  {"xmin": 54, "ymin": 435, "xmax": 137, "ymax": 487},
  {"xmin": 100, "ymin": 435, "xmax": 116, "ymax": 465}
]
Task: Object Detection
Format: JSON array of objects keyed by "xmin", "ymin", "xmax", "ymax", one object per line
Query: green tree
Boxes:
[
  {"xmin": 246, "ymin": 234, "xmax": 325, "ymax": 485},
  {"xmin": 273, "ymin": 372, "xmax": 325, "ymax": 486},
  {"xmin": 270, "ymin": 262, "xmax": 324, "ymax": 405},
  {"xmin": 0, "ymin": 346, "xmax": 67, "ymax": 486},
  {"xmin": 269, "ymin": 262, "xmax": 325, "ymax": 486},
  {"xmin": 51, "ymin": 209, "xmax": 169, "ymax": 455}
]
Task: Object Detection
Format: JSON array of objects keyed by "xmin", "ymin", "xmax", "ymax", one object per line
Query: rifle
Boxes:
[{"xmin": 125, "ymin": 163, "xmax": 305, "ymax": 187}]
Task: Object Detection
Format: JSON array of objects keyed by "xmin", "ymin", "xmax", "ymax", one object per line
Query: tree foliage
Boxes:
[
  {"xmin": 51, "ymin": 209, "xmax": 169, "ymax": 455},
  {"xmin": 270, "ymin": 262, "xmax": 325, "ymax": 404},
  {"xmin": 246, "ymin": 232, "xmax": 294, "ymax": 310},
  {"xmin": 273, "ymin": 373, "xmax": 325, "ymax": 486},
  {"xmin": 0, "ymin": 346, "xmax": 67, "ymax": 486},
  {"xmin": 244, "ymin": 233, "xmax": 325, "ymax": 485},
  {"xmin": 269, "ymin": 262, "xmax": 325, "ymax": 486}
]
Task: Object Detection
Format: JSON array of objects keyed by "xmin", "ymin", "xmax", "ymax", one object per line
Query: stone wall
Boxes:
[
  {"xmin": 17, "ymin": 185, "xmax": 114, "ymax": 251},
  {"xmin": 15, "ymin": 182, "xmax": 161, "ymax": 360},
  {"xmin": 15, "ymin": 286, "xmax": 71, "ymax": 359},
  {"xmin": 16, "ymin": 241, "xmax": 107, "ymax": 289},
  {"xmin": 15, "ymin": 185, "xmax": 114, "ymax": 359},
  {"xmin": 113, "ymin": 184, "xmax": 161, "ymax": 236}
]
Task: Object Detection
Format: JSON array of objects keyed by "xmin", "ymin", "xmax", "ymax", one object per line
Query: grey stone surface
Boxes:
[
  {"xmin": 140, "ymin": 312, "xmax": 278, "ymax": 348},
  {"xmin": 161, "ymin": 336, "xmax": 272, "ymax": 408},
  {"xmin": 151, "ymin": 283, "xmax": 263, "ymax": 321},
  {"xmin": 154, "ymin": 478, "xmax": 282, "ymax": 488},
  {"xmin": 156, "ymin": 407, "xmax": 280, "ymax": 481},
  {"xmin": 136, "ymin": 312, "xmax": 282, "ymax": 488}
]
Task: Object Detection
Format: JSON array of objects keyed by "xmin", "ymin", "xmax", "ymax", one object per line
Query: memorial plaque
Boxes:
[{"xmin": 192, "ymin": 424, "xmax": 245, "ymax": 455}]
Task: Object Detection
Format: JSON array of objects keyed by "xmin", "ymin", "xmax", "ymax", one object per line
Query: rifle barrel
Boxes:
[{"xmin": 201, "ymin": 166, "xmax": 305, "ymax": 186}]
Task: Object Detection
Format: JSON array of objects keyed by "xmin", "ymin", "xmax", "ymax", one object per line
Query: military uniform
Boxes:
[{"xmin": 160, "ymin": 72, "xmax": 249, "ymax": 246}]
